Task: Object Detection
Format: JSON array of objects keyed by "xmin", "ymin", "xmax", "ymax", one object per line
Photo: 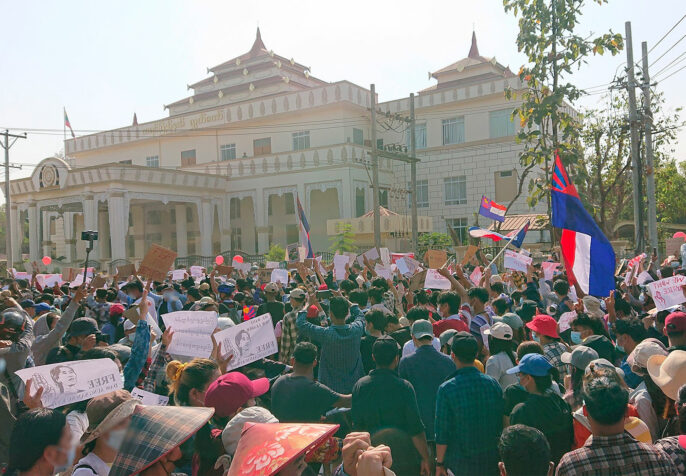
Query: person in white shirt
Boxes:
[{"xmin": 484, "ymin": 322, "xmax": 518, "ymax": 389}]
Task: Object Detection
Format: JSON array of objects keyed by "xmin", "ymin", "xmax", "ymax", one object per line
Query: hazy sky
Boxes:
[{"xmin": 1, "ymin": 0, "xmax": 685, "ymax": 198}]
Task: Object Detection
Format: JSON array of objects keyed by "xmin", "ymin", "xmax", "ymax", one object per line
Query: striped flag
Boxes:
[
  {"xmin": 552, "ymin": 153, "xmax": 615, "ymax": 296},
  {"xmin": 296, "ymin": 195, "xmax": 314, "ymax": 259},
  {"xmin": 64, "ymin": 109, "xmax": 75, "ymax": 138},
  {"xmin": 479, "ymin": 195, "xmax": 507, "ymax": 222}
]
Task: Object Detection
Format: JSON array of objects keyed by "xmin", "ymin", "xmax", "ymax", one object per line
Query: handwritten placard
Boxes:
[
  {"xmin": 460, "ymin": 245, "xmax": 479, "ymax": 266},
  {"xmin": 139, "ymin": 244, "xmax": 178, "ymax": 282},
  {"xmin": 16, "ymin": 359, "xmax": 122, "ymax": 409},
  {"xmin": 131, "ymin": 387, "xmax": 169, "ymax": 406},
  {"xmin": 380, "ymin": 248, "xmax": 391, "ymax": 266},
  {"xmin": 409, "ymin": 270, "xmax": 427, "ymax": 292},
  {"xmin": 357, "ymin": 247, "xmax": 380, "ymax": 266},
  {"xmin": 374, "ymin": 264, "xmax": 392, "ymax": 281},
  {"xmin": 648, "ymin": 275, "xmax": 686, "ymax": 311},
  {"xmin": 213, "ymin": 313, "xmax": 278, "ymax": 371},
  {"xmin": 265, "ymin": 261, "xmax": 280, "ymax": 270},
  {"xmin": 542, "ymin": 262, "xmax": 560, "ymax": 281},
  {"xmin": 90, "ymin": 275, "xmax": 107, "ymax": 289},
  {"xmin": 469, "ymin": 266, "xmax": 483, "ymax": 286},
  {"xmin": 190, "ymin": 266, "xmax": 204, "ymax": 278},
  {"xmin": 116, "ymin": 263, "xmax": 137, "ymax": 280},
  {"xmin": 270, "ymin": 268, "xmax": 289, "ymax": 285},
  {"xmin": 425, "ymin": 249, "xmax": 448, "ymax": 269},
  {"xmin": 36, "ymin": 274, "xmax": 62, "ymax": 288},
  {"xmin": 504, "ymin": 250, "xmax": 533, "ymax": 273},
  {"xmin": 424, "ymin": 269, "xmax": 452, "ymax": 290},
  {"xmin": 395, "ymin": 258, "xmax": 410, "ymax": 276},
  {"xmin": 161, "ymin": 311, "xmax": 218, "ymax": 358},
  {"xmin": 171, "ymin": 269, "xmax": 186, "ymax": 281},
  {"xmin": 62, "ymin": 267, "xmax": 78, "ymax": 282}
]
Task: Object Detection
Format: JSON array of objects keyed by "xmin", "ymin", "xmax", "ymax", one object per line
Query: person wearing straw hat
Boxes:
[
  {"xmin": 72, "ymin": 390, "xmax": 139, "ymax": 475},
  {"xmin": 655, "ymin": 383, "xmax": 686, "ymax": 475},
  {"xmin": 109, "ymin": 405, "xmax": 214, "ymax": 476}
]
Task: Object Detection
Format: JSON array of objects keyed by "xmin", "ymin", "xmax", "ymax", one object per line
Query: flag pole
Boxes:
[{"xmin": 485, "ymin": 222, "xmax": 527, "ymax": 270}]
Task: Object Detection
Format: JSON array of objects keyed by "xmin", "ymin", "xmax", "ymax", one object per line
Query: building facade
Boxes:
[{"xmin": 4, "ymin": 29, "xmax": 541, "ymax": 269}]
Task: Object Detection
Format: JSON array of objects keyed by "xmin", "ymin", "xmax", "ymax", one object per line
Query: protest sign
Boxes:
[
  {"xmin": 558, "ymin": 311, "xmax": 577, "ymax": 333},
  {"xmin": 504, "ymin": 250, "xmax": 533, "ymax": 273},
  {"xmin": 171, "ymin": 269, "xmax": 186, "ymax": 281},
  {"xmin": 62, "ymin": 267, "xmax": 78, "ymax": 282},
  {"xmin": 36, "ymin": 274, "xmax": 62, "ymax": 288},
  {"xmin": 116, "ymin": 263, "xmax": 137, "ymax": 279},
  {"xmin": 395, "ymin": 258, "xmax": 410, "ymax": 276},
  {"xmin": 161, "ymin": 311, "xmax": 218, "ymax": 358},
  {"xmin": 541, "ymin": 262, "xmax": 560, "ymax": 281},
  {"xmin": 286, "ymin": 243, "xmax": 300, "ymax": 262},
  {"xmin": 213, "ymin": 313, "xmax": 278, "ymax": 371},
  {"xmin": 16, "ymin": 359, "xmax": 122, "ymax": 409},
  {"xmin": 257, "ymin": 268, "xmax": 272, "ymax": 282},
  {"xmin": 424, "ymin": 269, "xmax": 451, "ymax": 290},
  {"xmin": 270, "ymin": 268, "xmax": 289, "ymax": 285},
  {"xmin": 380, "ymin": 248, "xmax": 391, "ymax": 266},
  {"xmin": 139, "ymin": 244, "xmax": 178, "ymax": 282},
  {"xmin": 469, "ymin": 266, "xmax": 483, "ymax": 286},
  {"xmin": 265, "ymin": 261, "xmax": 280, "ymax": 269},
  {"xmin": 357, "ymin": 247, "xmax": 380, "ymax": 266},
  {"xmin": 215, "ymin": 264, "xmax": 233, "ymax": 276},
  {"xmin": 460, "ymin": 245, "xmax": 479, "ymax": 266},
  {"xmin": 234, "ymin": 261, "xmax": 252, "ymax": 273},
  {"xmin": 648, "ymin": 275, "xmax": 686, "ymax": 311},
  {"xmin": 409, "ymin": 270, "xmax": 427, "ymax": 292},
  {"xmin": 70, "ymin": 274, "xmax": 91, "ymax": 288},
  {"xmin": 190, "ymin": 266, "xmax": 204, "ymax": 278},
  {"xmin": 343, "ymin": 252, "xmax": 357, "ymax": 265},
  {"xmin": 637, "ymin": 271, "xmax": 654, "ymax": 286},
  {"xmin": 333, "ymin": 255, "xmax": 348, "ymax": 281},
  {"xmin": 90, "ymin": 275, "xmax": 107, "ymax": 289},
  {"xmin": 13, "ymin": 271, "xmax": 30, "ymax": 281},
  {"xmin": 131, "ymin": 387, "xmax": 169, "ymax": 406},
  {"xmin": 374, "ymin": 264, "xmax": 392, "ymax": 281},
  {"xmin": 424, "ymin": 249, "xmax": 448, "ymax": 269}
]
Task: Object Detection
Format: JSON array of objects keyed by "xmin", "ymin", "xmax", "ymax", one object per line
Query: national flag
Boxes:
[
  {"xmin": 242, "ymin": 305, "xmax": 257, "ymax": 321},
  {"xmin": 468, "ymin": 220, "xmax": 529, "ymax": 248},
  {"xmin": 479, "ymin": 195, "xmax": 506, "ymax": 222},
  {"xmin": 552, "ymin": 153, "xmax": 615, "ymax": 296},
  {"xmin": 296, "ymin": 195, "xmax": 314, "ymax": 259},
  {"xmin": 64, "ymin": 109, "xmax": 75, "ymax": 138}
]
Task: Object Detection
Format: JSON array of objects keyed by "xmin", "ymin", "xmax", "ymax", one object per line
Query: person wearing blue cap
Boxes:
[
  {"xmin": 19, "ymin": 300, "xmax": 36, "ymax": 318},
  {"xmin": 505, "ymin": 353, "xmax": 574, "ymax": 463},
  {"xmin": 34, "ymin": 302, "xmax": 51, "ymax": 318}
]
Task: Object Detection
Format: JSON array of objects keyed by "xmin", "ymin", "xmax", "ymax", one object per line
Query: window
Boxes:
[
  {"xmin": 268, "ymin": 226, "xmax": 274, "ymax": 246},
  {"xmin": 145, "ymin": 155, "xmax": 159, "ymax": 168},
  {"xmin": 446, "ymin": 218, "xmax": 469, "ymax": 245},
  {"xmin": 119, "ymin": 159, "xmax": 132, "ymax": 165},
  {"xmin": 147, "ymin": 210, "xmax": 162, "ymax": 225},
  {"xmin": 220, "ymin": 143, "xmax": 236, "ymax": 161},
  {"xmin": 355, "ymin": 188, "xmax": 366, "ymax": 217},
  {"xmin": 408, "ymin": 179, "xmax": 429, "ymax": 208},
  {"xmin": 268, "ymin": 195, "xmax": 274, "ymax": 216},
  {"xmin": 442, "ymin": 117, "xmax": 465, "ymax": 145},
  {"xmin": 379, "ymin": 190, "xmax": 388, "ymax": 208},
  {"xmin": 230, "ymin": 198, "xmax": 241, "ymax": 219},
  {"xmin": 181, "ymin": 149, "xmax": 196, "ymax": 166},
  {"xmin": 286, "ymin": 224, "xmax": 299, "ymax": 244},
  {"xmin": 284, "ymin": 193, "xmax": 295, "ymax": 214},
  {"xmin": 292, "ymin": 131, "xmax": 310, "ymax": 151},
  {"xmin": 406, "ymin": 123, "xmax": 427, "ymax": 150},
  {"xmin": 186, "ymin": 206, "xmax": 193, "ymax": 223},
  {"xmin": 495, "ymin": 170, "xmax": 518, "ymax": 203},
  {"xmin": 146, "ymin": 233, "xmax": 162, "ymax": 247},
  {"xmin": 489, "ymin": 109, "xmax": 515, "ymax": 138},
  {"xmin": 128, "ymin": 213, "xmax": 134, "ymax": 227},
  {"xmin": 353, "ymin": 128, "xmax": 364, "ymax": 146},
  {"xmin": 253, "ymin": 137, "xmax": 271, "ymax": 156},
  {"xmin": 376, "ymin": 139, "xmax": 384, "ymax": 150},
  {"xmin": 444, "ymin": 176, "xmax": 467, "ymax": 205},
  {"xmin": 231, "ymin": 228, "xmax": 242, "ymax": 250},
  {"xmin": 170, "ymin": 209, "xmax": 176, "ymax": 224}
]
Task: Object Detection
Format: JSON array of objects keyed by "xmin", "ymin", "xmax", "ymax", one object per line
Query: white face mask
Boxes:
[
  {"xmin": 106, "ymin": 428, "xmax": 127, "ymax": 451},
  {"xmin": 127, "ymin": 333, "xmax": 135, "ymax": 343}
]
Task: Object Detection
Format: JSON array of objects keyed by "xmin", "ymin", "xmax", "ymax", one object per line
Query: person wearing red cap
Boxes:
[
  {"xmin": 101, "ymin": 303, "xmax": 125, "ymax": 346},
  {"xmin": 665, "ymin": 311, "xmax": 686, "ymax": 353},
  {"xmin": 526, "ymin": 314, "xmax": 570, "ymax": 381}
]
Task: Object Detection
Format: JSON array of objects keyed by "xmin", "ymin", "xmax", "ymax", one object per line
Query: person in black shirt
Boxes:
[
  {"xmin": 360, "ymin": 310, "xmax": 385, "ymax": 374},
  {"xmin": 352, "ymin": 336, "xmax": 431, "ymax": 475},
  {"xmin": 505, "ymin": 353, "xmax": 573, "ymax": 464},
  {"xmin": 391, "ymin": 307, "xmax": 428, "ymax": 348},
  {"xmin": 257, "ymin": 282, "xmax": 285, "ymax": 327},
  {"xmin": 271, "ymin": 342, "xmax": 349, "ymax": 422}
]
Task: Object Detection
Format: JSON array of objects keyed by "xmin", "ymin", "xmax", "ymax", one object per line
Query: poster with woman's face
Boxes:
[
  {"xmin": 213, "ymin": 313, "xmax": 278, "ymax": 371},
  {"xmin": 15, "ymin": 359, "xmax": 122, "ymax": 409}
]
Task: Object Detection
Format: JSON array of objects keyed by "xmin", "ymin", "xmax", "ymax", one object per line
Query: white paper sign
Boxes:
[
  {"xmin": 190, "ymin": 266, "xmax": 204, "ymax": 278},
  {"xmin": 558, "ymin": 311, "xmax": 577, "ymax": 333},
  {"xmin": 161, "ymin": 311, "xmax": 218, "ymax": 358},
  {"xmin": 16, "ymin": 359, "xmax": 122, "ymax": 409},
  {"xmin": 213, "ymin": 313, "xmax": 278, "ymax": 370},
  {"xmin": 396, "ymin": 258, "xmax": 410, "ymax": 276},
  {"xmin": 70, "ymin": 275, "xmax": 91, "ymax": 288},
  {"xmin": 171, "ymin": 269, "xmax": 186, "ymax": 281},
  {"xmin": 380, "ymin": 248, "xmax": 391, "ymax": 266},
  {"xmin": 131, "ymin": 387, "xmax": 169, "ymax": 406},
  {"xmin": 235, "ymin": 261, "xmax": 252, "ymax": 273},
  {"xmin": 469, "ymin": 267, "xmax": 483, "ymax": 286},
  {"xmin": 504, "ymin": 250, "xmax": 533, "ymax": 273},
  {"xmin": 357, "ymin": 247, "xmax": 380, "ymax": 266},
  {"xmin": 542, "ymin": 262, "xmax": 560, "ymax": 281},
  {"xmin": 374, "ymin": 264, "xmax": 392, "ymax": 281},
  {"xmin": 265, "ymin": 261, "xmax": 280, "ymax": 269},
  {"xmin": 637, "ymin": 271, "xmax": 654, "ymax": 285},
  {"xmin": 270, "ymin": 268, "xmax": 289, "ymax": 285},
  {"xmin": 648, "ymin": 275, "xmax": 686, "ymax": 311},
  {"xmin": 424, "ymin": 269, "xmax": 452, "ymax": 290},
  {"xmin": 333, "ymin": 255, "xmax": 349, "ymax": 281},
  {"xmin": 37, "ymin": 274, "xmax": 63, "ymax": 288}
]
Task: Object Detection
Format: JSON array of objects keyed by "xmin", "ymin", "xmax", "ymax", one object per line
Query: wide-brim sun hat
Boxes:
[
  {"xmin": 80, "ymin": 391, "xmax": 139, "ymax": 445},
  {"xmin": 647, "ymin": 350, "xmax": 686, "ymax": 401}
]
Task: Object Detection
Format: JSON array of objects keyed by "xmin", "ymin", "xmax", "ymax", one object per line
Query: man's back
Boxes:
[
  {"xmin": 271, "ymin": 374, "xmax": 341, "ymax": 423},
  {"xmin": 398, "ymin": 345, "xmax": 455, "ymax": 441},
  {"xmin": 556, "ymin": 432, "xmax": 676, "ymax": 476},
  {"xmin": 435, "ymin": 367, "xmax": 503, "ymax": 475}
]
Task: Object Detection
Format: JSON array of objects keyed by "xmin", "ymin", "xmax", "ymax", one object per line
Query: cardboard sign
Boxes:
[
  {"xmin": 62, "ymin": 267, "xmax": 78, "ymax": 282},
  {"xmin": 469, "ymin": 266, "xmax": 483, "ymax": 286},
  {"xmin": 424, "ymin": 269, "xmax": 451, "ymax": 290},
  {"xmin": 270, "ymin": 268, "xmax": 289, "ymax": 285},
  {"xmin": 90, "ymin": 275, "xmax": 107, "ymax": 289},
  {"xmin": 333, "ymin": 255, "xmax": 348, "ymax": 281},
  {"xmin": 161, "ymin": 310, "xmax": 218, "ymax": 358},
  {"xmin": 425, "ymin": 250, "xmax": 448, "ymax": 269},
  {"xmin": 16, "ymin": 359, "xmax": 122, "ymax": 409},
  {"xmin": 131, "ymin": 387, "xmax": 169, "ymax": 406},
  {"xmin": 257, "ymin": 268, "xmax": 272, "ymax": 282},
  {"xmin": 460, "ymin": 245, "xmax": 479, "ymax": 266},
  {"xmin": 213, "ymin": 313, "xmax": 278, "ymax": 371},
  {"xmin": 139, "ymin": 245, "xmax": 177, "ymax": 282},
  {"xmin": 504, "ymin": 250, "xmax": 533, "ymax": 273},
  {"xmin": 542, "ymin": 262, "xmax": 560, "ymax": 281},
  {"xmin": 116, "ymin": 263, "xmax": 137, "ymax": 280},
  {"xmin": 409, "ymin": 270, "xmax": 427, "ymax": 291},
  {"xmin": 215, "ymin": 264, "xmax": 233, "ymax": 276},
  {"xmin": 648, "ymin": 275, "xmax": 686, "ymax": 311},
  {"xmin": 558, "ymin": 311, "xmax": 577, "ymax": 333}
]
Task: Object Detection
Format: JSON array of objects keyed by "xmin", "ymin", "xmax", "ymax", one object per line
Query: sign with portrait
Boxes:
[{"xmin": 213, "ymin": 313, "xmax": 277, "ymax": 371}]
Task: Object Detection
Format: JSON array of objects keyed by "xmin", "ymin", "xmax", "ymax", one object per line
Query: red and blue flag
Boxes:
[
  {"xmin": 552, "ymin": 153, "xmax": 615, "ymax": 296},
  {"xmin": 479, "ymin": 195, "xmax": 506, "ymax": 222},
  {"xmin": 296, "ymin": 195, "xmax": 314, "ymax": 259},
  {"xmin": 469, "ymin": 220, "xmax": 529, "ymax": 248}
]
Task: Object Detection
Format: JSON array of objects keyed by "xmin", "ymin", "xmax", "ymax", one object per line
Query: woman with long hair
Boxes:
[
  {"xmin": 485, "ymin": 323, "xmax": 518, "ymax": 389},
  {"xmin": 166, "ymin": 358, "xmax": 220, "ymax": 407}
]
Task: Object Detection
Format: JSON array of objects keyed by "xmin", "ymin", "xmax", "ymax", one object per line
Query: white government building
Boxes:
[{"xmin": 4, "ymin": 29, "xmax": 543, "ymax": 270}]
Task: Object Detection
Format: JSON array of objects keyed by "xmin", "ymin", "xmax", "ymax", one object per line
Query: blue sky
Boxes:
[{"xmin": 1, "ymin": 0, "xmax": 684, "ymax": 197}]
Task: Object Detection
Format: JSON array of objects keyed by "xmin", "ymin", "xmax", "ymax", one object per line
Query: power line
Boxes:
[
  {"xmin": 649, "ymin": 33, "xmax": 686, "ymax": 67},
  {"xmin": 649, "ymin": 14, "xmax": 686, "ymax": 53},
  {"xmin": 653, "ymin": 49, "xmax": 686, "ymax": 78},
  {"xmin": 656, "ymin": 62, "xmax": 686, "ymax": 82}
]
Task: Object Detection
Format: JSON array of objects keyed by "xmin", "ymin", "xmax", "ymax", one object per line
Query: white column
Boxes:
[
  {"xmin": 218, "ymin": 198, "xmax": 231, "ymax": 252},
  {"xmin": 197, "ymin": 199, "xmax": 214, "ymax": 256},
  {"xmin": 341, "ymin": 173, "xmax": 353, "ymax": 219},
  {"xmin": 175, "ymin": 204, "xmax": 188, "ymax": 257},
  {"xmin": 62, "ymin": 212, "xmax": 75, "ymax": 264},
  {"xmin": 107, "ymin": 192, "xmax": 129, "ymax": 261},
  {"xmin": 132, "ymin": 206, "xmax": 145, "ymax": 258},
  {"xmin": 254, "ymin": 189, "xmax": 269, "ymax": 254},
  {"xmin": 27, "ymin": 203, "xmax": 40, "ymax": 262},
  {"xmin": 10, "ymin": 205, "xmax": 21, "ymax": 264},
  {"xmin": 42, "ymin": 211, "xmax": 52, "ymax": 258},
  {"xmin": 82, "ymin": 194, "xmax": 99, "ymax": 260}
]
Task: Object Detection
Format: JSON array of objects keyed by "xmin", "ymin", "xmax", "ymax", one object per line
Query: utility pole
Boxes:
[
  {"xmin": 624, "ymin": 22, "xmax": 645, "ymax": 254},
  {"xmin": 370, "ymin": 84, "xmax": 381, "ymax": 250},
  {"xmin": 409, "ymin": 93, "xmax": 418, "ymax": 255},
  {"xmin": 641, "ymin": 41, "xmax": 659, "ymax": 258},
  {"xmin": 1, "ymin": 130, "xmax": 27, "ymax": 271}
]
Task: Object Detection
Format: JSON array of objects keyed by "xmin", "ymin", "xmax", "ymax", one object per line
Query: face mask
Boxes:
[
  {"xmin": 531, "ymin": 333, "xmax": 540, "ymax": 343},
  {"xmin": 571, "ymin": 331, "xmax": 582, "ymax": 345},
  {"xmin": 53, "ymin": 446, "xmax": 76, "ymax": 473},
  {"xmin": 127, "ymin": 333, "xmax": 135, "ymax": 343},
  {"xmin": 0, "ymin": 358, "xmax": 6, "ymax": 374},
  {"xmin": 106, "ymin": 428, "xmax": 127, "ymax": 451}
]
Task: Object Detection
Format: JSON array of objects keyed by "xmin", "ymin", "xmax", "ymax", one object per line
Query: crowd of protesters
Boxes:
[{"xmin": 0, "ymin": 243, "xmax": 685, "ymax": 475}]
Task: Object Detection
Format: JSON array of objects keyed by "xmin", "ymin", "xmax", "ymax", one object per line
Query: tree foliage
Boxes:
[
  {"xmin": 417, "ymin": 232, "xmax": 453, "ymax": 255},
  {"xmin": 503, "ymin": 0, "xmax": 623, "ymax": 217},
  {"xmin": 329, "ymin": 222, "xmax": 357, "ymax": 253},
  {"xmin": 265, "ymin": 243, "xmax": 286, "ymax": 262}
]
